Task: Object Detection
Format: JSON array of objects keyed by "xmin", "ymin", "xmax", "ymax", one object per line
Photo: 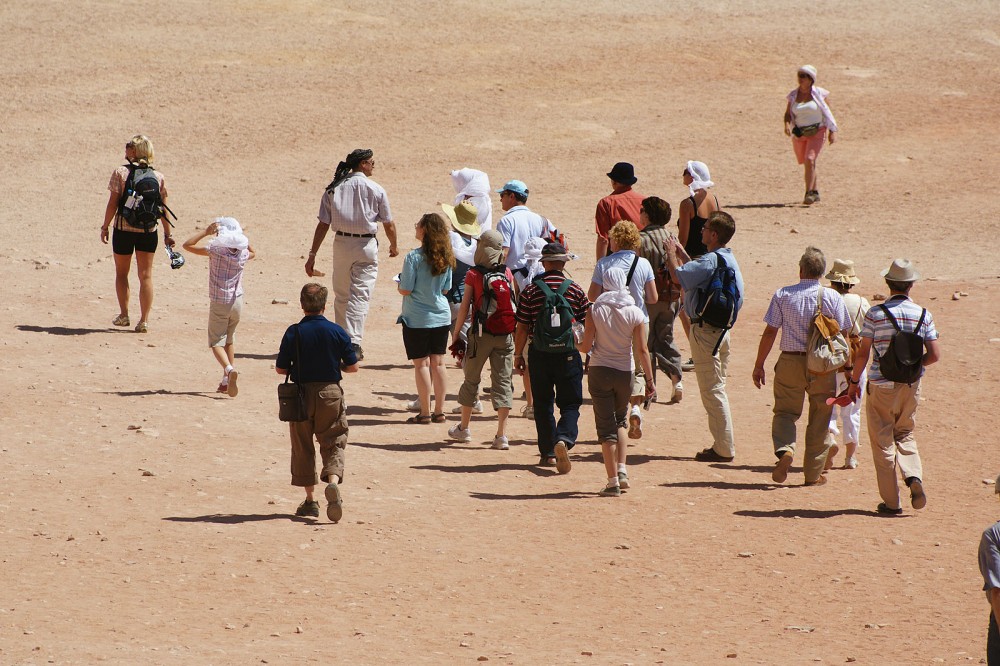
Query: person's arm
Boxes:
[
  {"xmin": 276, "ymin": 367, "xmax": 288, "ymax": 375},
  {"xmin": 305, "ymin": 222, "xmax": 330, "ymax": 276},
  {"xmin": 783, "ymin": 100, "xmax": 793, "ymax": 136},
  {"xmin": 587, "ymin": 281, "xmax": 602, "ymax": 303},
  {"xmin": 246, "ymin": 243, "xmax": 256, "ymax": 261},
  {"xmin": 991, "ymin": 588, "xmax": 1000, "ymax": 623},
  {"xmin": 576, "ymin": 315, "xmax": 596, "ymax": 354},
  {"xmin": 397, "ymin": 253, "xmax": 414, "ymax": 296},
  {"xmin": 382, "ymin": 220, "xmax": 398, "ymax": 257},
  {"xmin": 663, "ymin": 234, "xmax": 690, "ymax": 284},
  {"xmin": 677, "ymin": 199, "xmax": 693, "ymax": 247},
  {"xmin": 825, "ymin": 98, "xmax": 836, "ymax": 143},
  {"xmin": 500, "ymin": 246, "xmax": 510, "ymax": 265},
  {"xmin": 634, "ymin": 322, "xmax": 655, "ymax": 398},
  {"xmin": 181, "ymin": 222, "xmax": 217, "ymax": 257},
  {"xmin": 101, "ymin": 192, "xmax": 118, "ymax": 244},
  {"xmin": 513, "ymin": 322, "xmax": 529, "ymax": 375},
  {"xmin": 452, "ymin": 287, "xmax": 473, "ymax": 340},
  {"xmin": 160, "ymin": 192, "xmax": 174, "ymax": 247},
  {"xmin": 342, "ymin": 362, "xmax": 359, "ymax": 373},
  {"xmin": 752, "ymin": 325, "xmax": 779, "ymax": 388},
  {"xmin": 643, "ymin": 278, "xmax": 659, "ymax": 306},
  {"xmin": 922, "ymin": 338, "xmax": 941, "ymax": 367},
  {"xmin": 595, "ymin": 236, "xmax": 609, "ymax": 262}
]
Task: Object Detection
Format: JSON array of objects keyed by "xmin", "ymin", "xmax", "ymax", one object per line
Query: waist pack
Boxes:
[
  {"xmin": 807, "ymin": 284, "xmax": 850, "ymax": 374},
  {"xmin": 876, "ymin": 304, "xmax": 926, "ymax": 384},
  {"xmin": 531, "ymin": 278, "xmax": 576, "ymax": 353},
  {"xmin": 473, "ymin": 266, "xmax": 516, "ymax": 336},
  {"xmin": 793, "ymin": 123, "xmax": 821, "ymax": 138}
]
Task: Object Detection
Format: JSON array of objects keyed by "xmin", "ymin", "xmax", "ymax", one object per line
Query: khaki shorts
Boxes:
[{"xmin": 208, "ymin": 296, "xmax": 242, "ymax": 347}]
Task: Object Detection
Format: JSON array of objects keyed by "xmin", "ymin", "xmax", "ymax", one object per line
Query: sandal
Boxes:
[
  {"xmin": 112, "ymin": 314, "xmax": 130, "ymax": 327},
  {"xmin": 431, "ymin": 413, "xmax": 446, "ymax": 423},
  {"xmin": 134, "ymin": 322, "xmax": 148, "ymax": 333},
  {"xmin": 406, "ymin": 414, "xmax": 431, "ymax": 425}
]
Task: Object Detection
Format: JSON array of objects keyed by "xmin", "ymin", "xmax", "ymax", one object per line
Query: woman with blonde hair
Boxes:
[
  {"xmin": 100, "ymin": 134, "xmax": 174, "ymax": 333},
  {"xmin": 398, "ymin": 213, "xmax": 455, "ymax": 424}
]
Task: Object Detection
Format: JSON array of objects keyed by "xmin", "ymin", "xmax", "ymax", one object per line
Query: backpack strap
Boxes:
[
  {"xmin": 625, "ymin": 254, "xmax": 639, "ymax": 286},
  {"xmin": 878, "ymin": 303, "xmax": 902, "ymax": 332},
  {"xmin": 815, "ymin": 283, "xmax": 824, "ymax": 318},
  {"xmin": 913, "ymin": 308, "xmax": 927, "ymax": 335}
]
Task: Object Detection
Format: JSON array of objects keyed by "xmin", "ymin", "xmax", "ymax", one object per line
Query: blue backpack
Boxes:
[{"xmin": 693, "ymin": 251, "xmax": 741, "ymax": 354}]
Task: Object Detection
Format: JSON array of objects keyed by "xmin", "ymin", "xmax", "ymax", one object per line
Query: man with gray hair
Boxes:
[
  {"xmin": 847, "ymin": 258, "xmax": 940, "ymax": 514},
  {"xmin": 305, "ymin": 148, "xmax": 398, "ymax": 360},
  {"xmin": 752, "ymin": 246, "xmax": 851, "ymax": 486}
]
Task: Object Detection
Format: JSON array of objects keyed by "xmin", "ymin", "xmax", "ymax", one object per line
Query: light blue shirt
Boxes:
[
  {"xmin": 675, "ymin": 248, "xmax": 745, "ymax": 321},
  {"xmin": 399, "ymin": 248, "xmax": 452, "ymax": 328},
  {"xmin": 591, "ymin": 250, "xmax": 655, "ymax": 321}
]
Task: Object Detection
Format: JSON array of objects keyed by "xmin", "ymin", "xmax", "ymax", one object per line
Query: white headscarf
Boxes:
[
  {"xmin": 450, "ymin": 230, "xmax": 477, "ymax": 267},
  {"xmin": 520, "ymin": 236, "xmax": 548, "ymax": 288},
  {"xmin": 686, "ymin": 160, "xmax": 714, "ymax": 197},
  {"xmin": 451, "ymin": 168, "xmax": 493, "ymax": 232},
  {"xmin": 209, "ymin": 216, "xmax": 249, "ymax": 251},
  {"xmin": 595, "ymin": 266, "xmax": 636, "ymax": 309}
]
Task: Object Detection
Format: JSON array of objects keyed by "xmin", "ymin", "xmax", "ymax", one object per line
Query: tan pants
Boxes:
[
  {"xmin": 690, "ymin": 323, "xmax": 735, "ymax": 458},
  {"xmin": 771, "ymin": 352, "xmax": 835, "ymax": 483},
  {"xmin": 289, "ymin": 382, "xmax": 348, "ymax": 486},
  {"xmin": 866, "ymin": 380, "xmax": 923, "ymax": 509},
  {"xmin": 458, "ymin": 331, "xmax": 514, "ymax": 409},
  {"xmin": 332, "ymin": 234, "xmax": 379, "ymax": 346}
]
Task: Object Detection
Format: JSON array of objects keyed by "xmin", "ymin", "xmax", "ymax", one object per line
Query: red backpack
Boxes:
[{"xmin": 473, "ymin": 266, "xmax": 516, "ymax": 336}]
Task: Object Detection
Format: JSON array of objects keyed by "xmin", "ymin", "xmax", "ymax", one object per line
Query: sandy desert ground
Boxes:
[{"xmin": 3, "ymin": 1, "xmax": 1000, "ymax": 664}]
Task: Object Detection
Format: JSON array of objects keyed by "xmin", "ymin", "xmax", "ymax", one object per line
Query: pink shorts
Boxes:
[{"xmin": 792, "ymin": 127, "xmax": 827, "ymax": 164}]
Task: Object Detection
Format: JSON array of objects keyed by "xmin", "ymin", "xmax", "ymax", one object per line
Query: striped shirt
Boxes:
[
  {"xmin": 317, "ymin": 172, "xmax": 392, "ymax": 234},
  {"xmin": 860, "ymin": 295, "xmax": 938, "ymax": 385},
  {"xmin": 515, "ymin": 270, "xmax": 590, "ymax": 330},
  {"xmin": 208, "ymin": 246, "xmax": 250, "ymax": 304},
  {"xmin": 763, "ymin": 279, "xmax": 852, "ymax": 352}
]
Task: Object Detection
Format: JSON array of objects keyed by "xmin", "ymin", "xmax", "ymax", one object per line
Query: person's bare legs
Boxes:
[
  {"xmin": 134, "ymin": 250, "xmax": 155, "ymax": 327},
  {"xmin": 804, "ymin": 158, "xmax": 817, "ymax": 193},
  {"xmin": 523, "ymin": 365, "xmax": 533, "ymax": 410},
  {"xmin": 113, "ymin": 252, "xmax": 132, "ymax": 319},
  {"xmin": 601, "ymin": 441, "xmax": 617, "ymax": 479},
  {"xmin": 496, "ymin": 407, "xmax": 510, "ymax": 437},
  {"xmin": 430, "ymin": 353, "xmax": 447, "ymax": 415},
  {"xmin": 412, "ymin": 357, "xmax": 432, "ymax": 415},
  {"xmin": 211, "ymin": 345, "xmax": 233, "ymax": 371}
]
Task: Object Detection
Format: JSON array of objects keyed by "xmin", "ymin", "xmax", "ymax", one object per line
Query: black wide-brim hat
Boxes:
[{"xmin": 607, "ymin": 162, "xmax": 637, "ymax": 186}]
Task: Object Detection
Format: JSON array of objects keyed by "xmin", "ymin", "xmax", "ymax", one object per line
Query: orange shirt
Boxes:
[{"xmin": 595, "ymin": 187, "xmax": 645, "ymax": 240}]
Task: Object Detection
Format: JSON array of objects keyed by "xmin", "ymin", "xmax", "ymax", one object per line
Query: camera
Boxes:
[{"xmin": 164, "ymin": 245, "xmax": 185, "ymax": 269}]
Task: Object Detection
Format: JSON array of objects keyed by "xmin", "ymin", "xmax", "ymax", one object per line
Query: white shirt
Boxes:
[
  {"xmin": 317, "ymin": 172, "xmax": 392, "ymax": 234},
  {"xmin": 590, "ymin": 301, "xmax": 645, "ymax": 372}
]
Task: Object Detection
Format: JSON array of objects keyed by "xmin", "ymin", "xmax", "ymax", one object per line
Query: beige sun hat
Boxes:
[
  {"xmin": 825, "ymin": 258, "xmax": 860, "ymax": 285},
  {"xmin": 880, "ymin": 258, "xmax": 920, "ymax": 282},
  {"xmin": 441, "ymin": 200, "xmax": 481, "ymax": 237}
]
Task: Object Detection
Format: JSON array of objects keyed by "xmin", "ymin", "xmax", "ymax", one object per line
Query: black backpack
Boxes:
[
  {"xmin": 876, "ymin": 304, "xmax": 926, "ymax": 385},
  {"xmin": 118, "ymin": 164, "xmax": 175, "ymax": 230},
  {"xmin": 693, "ymin": 251, "xmax": 741, "ymax": 354}
]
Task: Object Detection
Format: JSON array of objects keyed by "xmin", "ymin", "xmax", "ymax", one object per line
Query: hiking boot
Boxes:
[
  {"xmin": 491, "ymin": 435, "xmax": 509, "ymax": 450},
  {"xmin": 772, "ymin": 452, "xmax": 794, "ymax": 483},
  {"xmin": 452, "ymin": 400, "xmax": 483, "ymax": 415},
  {"xmin": 295, "ymin": 499, "xmax": 319, "ymax": 518},
  {"xmin": 695, "ymin": 447, "xmax": 734, "ymax": 463},
  {"xmin": 227, "ymin": 368, "xmax": 239, "ymax": 397},
  {"xmin": 599, "ymin": 484, "xmax": 621, "ymax": 497},
  {"xmin": 618, "ymin": 471, "xmax": 630, "ymax": 490},
  {"xmin": 909, "ymin": 478, "xmax": 927, "ymax": 510},
  {"xmin": 521, "ymin": 404, "xmax": 534, "ymax": 420},
  {"xmin": 803, "ymin": 191, "xmax": 817, "ymax": 205},
  {"xmin": 554, "ymin": 441, "xmax": 572, "ymax": 474},
  {"xmin": 324, "ymin": 482, "xmax": 343, "ymax": 522},
  {"xmin": 447, "ymin": 425, "xmax": 472, "ymax": 443}
]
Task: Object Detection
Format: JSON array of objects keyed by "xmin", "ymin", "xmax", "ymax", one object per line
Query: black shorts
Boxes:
[
  {"xmin": 402, "ymin": 324, "xmax": 450, "ymax": 360},
  {"xmin": 113, "ymin": 228, "xmax": 158, "ymax": 255}
]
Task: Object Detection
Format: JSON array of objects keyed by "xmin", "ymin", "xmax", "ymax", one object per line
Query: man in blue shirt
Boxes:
[
  {"xmin": 276, "ymin": 283, "xmax": 359, "ymax": 522},
  {"xmin": 665, "ymin": 211, "xmax": 744, "ymax": 463}
]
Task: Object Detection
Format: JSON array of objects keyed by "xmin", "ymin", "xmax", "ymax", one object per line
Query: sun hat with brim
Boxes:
[
  {"xmin": 825, "ymin": 258, "xmax": 860, "ymax": 285},
  {"xmin": 541, "ymin": 242, "xmax": 572, "ymax": 263},
  {"xmin": 441, "ymin": 201, "xmax": 481, "ymax": 237},
  {"xmin": 798, "ymin": 64, "xmax": 817, "ymax": 82},
  {"xmin": 495, "ymin": 179, "xmax": 529, "ymax": 197},
  {"xmin": 606, "ymin": 162, "xmax": 637, "ymax": 186},
  {"xmin": 880, "ymin": 258, "xmax": 920, "ymax": 282}
]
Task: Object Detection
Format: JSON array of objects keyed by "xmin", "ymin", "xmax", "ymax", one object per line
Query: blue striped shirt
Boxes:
[{"xmin": 860, "ymin": 295, "xmax": 938, "ymax": 385}]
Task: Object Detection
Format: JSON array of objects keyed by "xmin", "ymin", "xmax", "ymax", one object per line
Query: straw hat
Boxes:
[
  {"xmin": 825, "ymin": 258, "xmax": 860, "ymax": 285},
  {"xmin": 880, "ymin": 258, "xmax": 920, "ymax": 282},
  {"xmin": 440, "ymin": 201, "xmax": 481, "ymax": 237}
]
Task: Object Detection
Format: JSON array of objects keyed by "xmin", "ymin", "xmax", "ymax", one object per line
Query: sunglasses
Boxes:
[{"xmin": 797, "ymin": 73, "xmax": 811, "ymax": 79}]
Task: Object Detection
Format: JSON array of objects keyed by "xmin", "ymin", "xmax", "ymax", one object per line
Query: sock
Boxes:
[
  {"xmin": 607, "ymin": 476, "xmax": 619, "ymax": 487},
  {"xmin": 617, "ymin": 464, "xmax": 627, "ymax": 475},
  {"xmin": 224, "ymin": 365, "xmax": 233, "ymax": 376}
]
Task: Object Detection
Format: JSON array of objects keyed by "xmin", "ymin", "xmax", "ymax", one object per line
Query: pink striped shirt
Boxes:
[{"xmin": 208, "ymin": 246, "xmax": 249, "ymax": 304}]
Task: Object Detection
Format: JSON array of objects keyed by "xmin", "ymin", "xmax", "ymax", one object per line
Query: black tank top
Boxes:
[{"xmin": 683, "ymin": 194, "xmax": 719, "ymax": 258}]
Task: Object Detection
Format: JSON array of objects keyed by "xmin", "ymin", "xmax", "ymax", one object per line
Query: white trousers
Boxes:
[
  {"xmin": 332, "ymin": 234, "xmax": 379, "ymax": 345},
  {"xmin": 829, "ymin": 367, "xmax": 866, "ymax": 444}
]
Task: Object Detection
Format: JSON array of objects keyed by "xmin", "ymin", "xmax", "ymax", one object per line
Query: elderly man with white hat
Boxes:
[
  {"xmin": 847, "ymin": 259, "xmax": 941, "ymax": 515},
  {"xmin": 823, "ymin": 259, "xmax": 871, "ymax": 470}
]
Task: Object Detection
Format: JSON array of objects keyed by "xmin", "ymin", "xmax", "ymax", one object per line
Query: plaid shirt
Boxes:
[
  {"xmin": 208, "ymin": 246, "xmax": 249, "ymax": 304},
  {"xmin": 763, "ymin": 279, "xmax": 852, "ymax": 352},
  {"xmin": 861, "ymin": 295, "xmax": 938, "ymax": 385},
  {"xmin": 317, "ymin": 172, "xmax": 392, "ymax": 234}
]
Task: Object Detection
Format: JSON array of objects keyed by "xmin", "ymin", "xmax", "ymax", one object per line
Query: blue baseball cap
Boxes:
[{"xmin": 495, "ymin": 179, "xmax": 529, "ymax": 197}]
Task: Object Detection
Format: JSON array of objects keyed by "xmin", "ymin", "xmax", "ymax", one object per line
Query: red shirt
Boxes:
[{"xmin": 595, "ymin": 187, "xmax": 645, "ymax": 239}]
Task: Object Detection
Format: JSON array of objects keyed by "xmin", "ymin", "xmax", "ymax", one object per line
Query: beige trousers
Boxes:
[
  {"xmin": 332, "ymin": 234, "xmax": 379, "ymax": 346},
  {"xmin": 865, "ymin": 380, "xmax": 923, "ymax": 509},
  {"xmin": 690, "ymin": 323, "xmax": 735, "ymax": 457},
  {"xmin": 771, "ymin": 352, "xmax": 836, "ymax": 483}
]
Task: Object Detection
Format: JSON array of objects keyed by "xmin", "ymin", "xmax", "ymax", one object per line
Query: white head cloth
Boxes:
[
  {"xmin": 450, "ymin": 230, "xmax": 477, "ymax": 267},
  {"xmin": 451, "ymin": 168, "xmax": 493, "ymax": 231},
  {"xmin": 209, "ymin": 216, "xmax": 249, "ymax": 251},
  {"xmin": 522, "ymin": 236, "xmax": 547, "ymax": 285},
  {"xmin": 595, "ymin": 266, "xmax": 636, "ymax": 309},
  {"xmin": 686, "ymin": 160, "xmax": 714, "ymax": 197}
]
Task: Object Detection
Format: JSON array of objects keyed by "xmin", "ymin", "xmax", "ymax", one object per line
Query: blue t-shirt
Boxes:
[
  {"xmin": 591, "ymin": 250, "xmax": 655, "ymax": 321},
  {"xmin": 276, "ymin": 315, "xmax": 357, "ymax": 383},
  {"xmin": 675, "ymin": 248, "xmax": 745, "ymax": 320},
  {"xmin": 400, "ymin": 248, "xmax": 453, "ymax": 328}
]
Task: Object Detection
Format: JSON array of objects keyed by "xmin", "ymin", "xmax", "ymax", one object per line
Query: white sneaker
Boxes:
[
  {"xmin": 669, "ymin": 379, "xmax": 683, "ymax": 404},
  {"xmin": 406, "ymin": 399, "xmax": 420, "ymax": 412},
  {"xmin": 451, "ymin": 400, "xmax": 483, "ymax": 414},
  {"xmin": 521, "ymin": 404, "xmax": 534, "ymax": 419},
  {"xmin": 618, "ymin": 471, "xmax": 630, "ymax": 489},
  {"xmin": 628, "ymin": 407, "xmax": 642, "ymax": 439},
  {"xmin": 491, "ymin": 435, "xmax": 509, "ymax": 450},
  {"xmin": 844, "ymin": 456, "xmax": 858, "ymax": 470},
  {"xmin": 447, "ymin": 425, "xmax": 472, "ymax": 443}
]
